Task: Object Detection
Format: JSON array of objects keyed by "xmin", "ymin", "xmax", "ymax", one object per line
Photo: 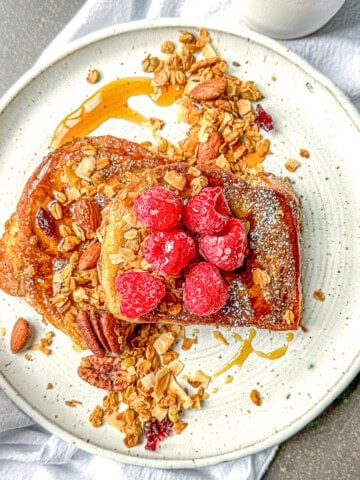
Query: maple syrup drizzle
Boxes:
[
  {"xmin": 50, "ymin": 77, "xmax": 181, "ymax": 149},
  {"xmin": 213, "ymin": 328, "xmax": 294, "ymax": 377}
]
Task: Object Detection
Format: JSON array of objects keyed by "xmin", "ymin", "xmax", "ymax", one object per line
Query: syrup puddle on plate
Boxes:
[
  {"xmin": 50, "ymin": 76, "xmax": 265, "ymax": 168},
  {"xmin": 50, "ymin": 77, "xmax": 182, "ymax": 149},
  {"xmin": 213, "ymin": 328, "xmax": 294, "ymax": 377}
]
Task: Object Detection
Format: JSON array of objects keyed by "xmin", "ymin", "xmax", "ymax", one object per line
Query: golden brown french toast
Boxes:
[
  {"xmin": 101, "ymin": 163, "xmax": 302, "ymax": 330},
  {"xmin": 0, "ymin": 136, "xmax": 169, "ymax": 345}
]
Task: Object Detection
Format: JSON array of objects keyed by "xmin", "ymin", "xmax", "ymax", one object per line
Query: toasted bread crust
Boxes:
[
  {"xmin": 0, "ymin": 136, "xmax": 168, "ymax": 344},
  {"xmin": 0, "ymin": 137, "xmax": 302, "ymax": 348},
  {"xmin": 101, "ymin": 163, "xmax": 302, "ymax": 330}
]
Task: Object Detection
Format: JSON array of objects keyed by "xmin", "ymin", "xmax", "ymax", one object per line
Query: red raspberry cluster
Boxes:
[{"xmin": 115, "ymin": 185, "xmax": 247, "ymax": 318}]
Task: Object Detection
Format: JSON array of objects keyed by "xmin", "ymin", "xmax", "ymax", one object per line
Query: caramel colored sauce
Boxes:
[
  {"xmin": 213, "ymin": 328, "xmax": 294, "ymax": 377},
  {"xmin": 51, "ymin": 77, "xmax": 181, "ymax": 149}
]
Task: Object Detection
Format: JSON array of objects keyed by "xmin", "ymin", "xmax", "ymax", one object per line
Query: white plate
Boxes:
[{"xmin": 0, "ymin": 20, "xmax": 359, "ymax": 468}]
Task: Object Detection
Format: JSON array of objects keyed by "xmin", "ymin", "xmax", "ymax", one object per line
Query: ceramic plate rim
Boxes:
[{"xmin": 0, "ymin": 19, "xmax": 359, "ymax": 468}]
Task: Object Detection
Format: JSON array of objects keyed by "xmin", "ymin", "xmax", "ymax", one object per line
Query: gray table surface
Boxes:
[{"xmin": 0, "ymin": 1, "xmax": 359, "ymax": 478}]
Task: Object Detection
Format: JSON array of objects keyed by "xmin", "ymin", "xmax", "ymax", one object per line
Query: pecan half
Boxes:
[
  {"xmin": 100, "ymin": 312, "xmax": 121, "ymax": 354},
  {"xmin": 89, "ymin": 310, "xmax": 111, "ymax": 352},
  {"xmin": 76, "ymin": 310, "xmax": 105, "ymax": 357},
  {"xmin": 78, "ymin": 355, "xmax": 132, "ymax": 391}
]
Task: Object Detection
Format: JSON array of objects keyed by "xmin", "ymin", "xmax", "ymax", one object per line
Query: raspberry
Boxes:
[
  {"xmin": 183, "ymin": 262, "xmax": 228, "ymax": 316},
  {"xmin": 114, "ymin": 271, "xmax": 166, "ymax": 319},
  {"xmin": 183, "ymin": 186, "xmax": 230, "ymax": 234},
  {"xmin": 199, "ymin": 218, "xmax": 247, "ymax": 271},
  {"xmin": 144, "ymin": 416, "xmax": 173, "ymax": 451},
  {"xmin": 134, "ymin": 186, "xmax": 182, "ymax": 231},
  {"xmin": 144, "ymin": 229, "xmax": 196, "ymax": 276},
  {"xmin": 255, "ymin": 104, "xmax": 274, "ymax": 132}
]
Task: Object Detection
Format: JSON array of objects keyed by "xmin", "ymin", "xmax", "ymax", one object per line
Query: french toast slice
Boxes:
[
  {"xmin": 101, "ymin": 163, "xmax": 302, "ymax": 330},
  {"xmin": 0, "ymin": 136, "xmax": 169, "ymax": 345}
]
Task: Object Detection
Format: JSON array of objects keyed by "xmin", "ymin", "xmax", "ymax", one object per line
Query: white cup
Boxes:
[{"xmin": 236, "ymin": 0, "xmax": 346, "ymax": 39}]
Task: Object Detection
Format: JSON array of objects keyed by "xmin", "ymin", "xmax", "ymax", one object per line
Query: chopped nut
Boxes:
[
  {"xmin": 153, "ymin": 332, "xmax": 175, "ymax": 355},
  {"xmin": 283, "ymin": 309, "xmax": 295, "ymax": 324},
  {"xmin": 179, "ymin": 30, "xmax": 195, "ymax": 44},
  {"xmin": 75, "ymin": 156, "xmax": 96, "ymax": 181},
  {"xmin": 285, "ymin": 158, "xmax": 300, "ymax": 172},
  {"xmin": 237, "ymin": 99, "xmax": 252, "ymax": 116},
  {"xmin": 153, "ymin": 367, "xmax": 170, "ymax": 401},
  {"xmin": 95, "ymin": 156, "xmax": 110, "ymax": 170},
  {"xmin": 168, "ymin": 303, "xmax": 182, "ymax": 315},
  {"xmin": 184, "ymin": 370, "xmax": 211, "ymax": 389},
  {"xmin": 160, "ymin": 40, "xmax": 175, "ymax": 54},
  {"xmin": 86, "ymin": 68, "xmax": 100, "ymax": 84},
  {"xmin": 164, "ymin": 170, "xmax": 187, "ymax": 191},
  {"xmin": 188, "ymin": 166, "xmax": 201, "ymax": 177},
  {"xmin": 181, "ymin": 337, "xmax": 197, "ymax": 350},
  {"xmin": 313, "ymin": 289, "xmax": 325, "ymax": 301},
  {"xmin": 166, "ymin": 358, "xmax": 184, "ymax": 376},
  {"xmin": 299, "ymin": 148, "xmax": 310, "ymax": 158},
  {"xmin": 250, "ymin": 389, "xmax": 262, "ymax": 406},
  {"xmin": 89, "ymin": 405, "xmax": 104, "ymax": 427},
  {"xmin": 252, "ymin": 268, "xmax": 271, "ymax": 286},
  {"xmin": 58, "ymin": 236, "xmax": 81, "ymax": 253},
  {"xmin": 141, "ymin": 54, "xmax": 160, "ymax": 73},
  {"xmin": 122, "ymin": 212, "xmax": 138, "ymax": 227},
  {"xmin": 123, "ymin": 228, "xmax": 138, "ymax": 240},
  {"xmin": 190, "ymin": 175, "xmax": 208, "ymax": 194},
  {"xmin": 81, "ymin": 144, "xmax": 98, "ymax": 156},
  {"xmin": 172, "ymin": 420, "xmax": 187, "ymax": 434},
  {"xmin": 65, "ymin": 399, "xmax": 82, "ymax": 407},
  {"xmin": 162, "ymin": 350, "xmax": 178, "ymax": 365},
  {"xmin": 212, "ymin": 330, "xmax": 228, "ymax": 345}
]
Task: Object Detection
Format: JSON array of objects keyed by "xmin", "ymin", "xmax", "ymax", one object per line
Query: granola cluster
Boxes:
[
  {"xmin": 142, "ymin": 28, "xmax": 270, "ymax": 175},
  {"xmin": 86, "ymin": 324, "xmax": 208, "ymax": 448}
]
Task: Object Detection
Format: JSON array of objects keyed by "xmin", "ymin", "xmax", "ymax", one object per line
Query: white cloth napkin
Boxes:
[{"xmin": 1, "ymin": 0, "xmax": 359, "ymax": 479}]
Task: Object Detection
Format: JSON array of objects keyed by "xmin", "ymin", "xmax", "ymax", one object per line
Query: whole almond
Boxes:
[
  {"xmin": 197, "ymin": 131, "xmax": 222, "ymax": 165},
  {"xmin": 189, "ymin": 77, "xmax": 227, "ymax": 101},
  {"xmin": 74, "ymin": 197, "xmax": 101, "ymax": 231},
  {"xmin": 10, "ymin": 317, "xmax": 31, "ymax": 353},
  {"xmin": 78, "ymin": 242, "xmax": 101, "ymax": 270}
]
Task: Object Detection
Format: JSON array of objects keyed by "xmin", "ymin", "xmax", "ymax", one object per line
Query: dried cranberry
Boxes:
[
  {"xmin": 255, "ymin": 104, "xmax": 274, "ymax": 132},
  {"xmin": 144, "ymin": 416, "xmax": 173, "ymax": 451},
  {"xmin": 36, "ymin": 207, "xmax": 57, "ymax": 240}
]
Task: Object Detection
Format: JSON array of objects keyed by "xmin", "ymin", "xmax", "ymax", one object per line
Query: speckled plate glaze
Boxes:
[{"xmin": 0, "ymin": 20, "xmax": 359, "ymax": 468}]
